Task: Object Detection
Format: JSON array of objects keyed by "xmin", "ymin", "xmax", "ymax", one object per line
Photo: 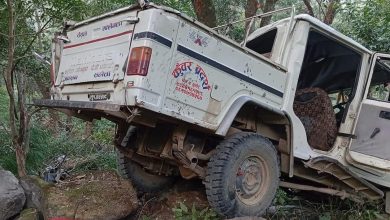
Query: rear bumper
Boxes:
[{"xmin": 32, "ymin": 99, "xmax": 121, "ymax": 112}]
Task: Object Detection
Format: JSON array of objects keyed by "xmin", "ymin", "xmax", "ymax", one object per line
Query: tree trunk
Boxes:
[
  {"xmin": 245, "ymin": 0, "xmax": 260, "ymax": 33},
  {"xmin": 191, "ymin": 0, "xmax": 217, "ymax": 27},
  {"xmin": 303, "ymin": 0, "xmax": 315, "ymax": 17},
  {"xmin": 260, "ymin": 0, "xmax": 278, "ymax": 27},
  {"xmin": 35, "ymin": 77, "xmax": 60, "ymax": 132},
  {"xmin": 4, "ymin": 0, "xmax": 27, "ymax": 177},
  {"xmin": 65, "ymin": 115, "xmax": 73, "ymax": 133},
  {"xmin": 302, "ymin": 0, "xmax": 340, "ymax": 25},
  {"xmin": 15, "ymin": 146, "xmax": 27, "ymax": 177},
  {"xmin": 323, "ymin": 0, "xmax": 340, "ymax": 25},
  {"xmin": 83, "ymin": 121, "xmax": 94, "ymax": 139}
]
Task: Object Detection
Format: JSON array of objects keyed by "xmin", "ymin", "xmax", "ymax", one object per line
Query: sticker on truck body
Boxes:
[
  {"xmin": 189, "ymin": 31, "xmax": 209, "ymax": 47},
  {"xmin": 171, "ymin": 61, "xmax": 211, "ymax": 100}
]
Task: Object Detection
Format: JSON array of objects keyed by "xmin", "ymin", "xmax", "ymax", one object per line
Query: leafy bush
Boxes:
[
  {"xmin": 0, "ymin": 86, "xmax": 117, "ymax": 175},
  {"xmin": 172, "ymin": 202, "xmax": 219, "ymax": 220}
]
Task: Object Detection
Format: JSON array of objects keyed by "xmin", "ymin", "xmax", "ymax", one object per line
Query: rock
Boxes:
[
  {"xmin": 16, "ymin": 208, "xmax": 40, "ymax": 220},
  {"xmin": 0, "ymin": 169, "xmax": 26, "ymax": 220},
  {"xmin": 44, "ymin": 171, "xmax": 138, "ymax": 220},
  {"xmin": 20, "ymin": 176, "xmax": 51, "ymax": 211}
]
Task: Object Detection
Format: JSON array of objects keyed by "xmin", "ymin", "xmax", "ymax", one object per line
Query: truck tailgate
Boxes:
[{"xmin": 56, "ymin": 11, "xmax": 137, "ymax": 86}]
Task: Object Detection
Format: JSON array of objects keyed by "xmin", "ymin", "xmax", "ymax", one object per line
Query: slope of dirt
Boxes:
[
  {"xmin": 45, "ymin": 171, "xmax": 138, "ymax": 220},
  {"xmin": 135, "ymin": 179, "xmax": 210, "ymax": 220}
]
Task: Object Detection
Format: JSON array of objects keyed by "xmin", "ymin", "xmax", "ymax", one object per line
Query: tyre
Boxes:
[
  {"xmin": 205, "ymin": 132, "xmax": 279, "ymax": 218},
  {"xmin": 117, "ymin": 153, "xmax": 174, "ymax": 193},
  {"xmin": 116, "ymin": 126, "xmax": 174, "ymax": 193}
]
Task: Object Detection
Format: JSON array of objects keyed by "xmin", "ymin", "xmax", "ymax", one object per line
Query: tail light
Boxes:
[
  {"xmin": 50, "ymin": 63, "xmax": 55, "ymax": 85},
  {"xmin": 126, "ymin": 46, "xmax": 152, "ymax": 76}
]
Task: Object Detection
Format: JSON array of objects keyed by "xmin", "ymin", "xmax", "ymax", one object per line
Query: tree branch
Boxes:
[
  {"xmin": 315, "ymin": 0, "xmax": 327, "ymax": 19},
  {"xmin": 303, "ymin": 0, "xmax": 314, "ymax": 17},
  {"xmin": 11, "ymin": 18, "xmax": 52, "ymax": 72},
  {"xmin": 323, "ymin": 0, "xmax": 340, "ymax": 25}
]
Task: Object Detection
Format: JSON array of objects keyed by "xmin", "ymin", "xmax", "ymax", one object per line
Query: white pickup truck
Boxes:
[{"xmin": 34, "ymin": 2, "xmax": 390, "ymax": 218}]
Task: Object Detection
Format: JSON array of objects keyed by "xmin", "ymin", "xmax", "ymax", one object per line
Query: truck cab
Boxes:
[
  {"xmin": 252, "ymin": 14, "xmax": 390, "ymax": 189},
  {"xmin": 34, "ymin": 4, "xmax": 390, "ymax": 218}
]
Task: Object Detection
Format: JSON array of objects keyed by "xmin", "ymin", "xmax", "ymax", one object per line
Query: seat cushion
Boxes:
[{"xmin": 293, "ymin": 88, "xmax": 337, "ymax": 151}]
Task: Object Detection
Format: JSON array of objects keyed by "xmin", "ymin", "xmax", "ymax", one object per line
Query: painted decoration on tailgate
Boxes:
[{"xmin": 171, "ymin": 61, "xmax": 211, "ymax": 100}]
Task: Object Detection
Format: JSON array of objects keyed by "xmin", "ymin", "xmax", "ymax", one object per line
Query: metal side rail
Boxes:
[
  {"xmin": 32, "ymin": 99, "xmax": 130, "ymax": 123},
  {"xmin": 32, "ymin": 99, "xmax": 121, "ymax": 112},
  {"xmin": 303, "ymin": 157, "xmax": 384, "ymax": 201}
]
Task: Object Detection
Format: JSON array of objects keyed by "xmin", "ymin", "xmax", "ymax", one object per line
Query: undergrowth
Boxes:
[
  {"xmin": 0, "ymin": 86, "xmax": 117, "ymax": 175},
  {"xmin": 172, "ymin": 202, "xmax": 219, "ymax": 220},
  {"xmin": 270, "ymin": 188, "xmax": 386, "ymax": 220}
]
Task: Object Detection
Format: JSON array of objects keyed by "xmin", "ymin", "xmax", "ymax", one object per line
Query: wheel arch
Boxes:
[
  {"xmin": 216, "ymin": 96, "xmax": 294, "ymax": 176},
  {"xmin": 216, "ymin": 96, "xmax": 291, "ymax": 137}
]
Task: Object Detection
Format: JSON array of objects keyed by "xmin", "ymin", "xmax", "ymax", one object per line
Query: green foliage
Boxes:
[
  {"xmin": 92, "ymin": 120, "xmax": 116, "ymax": 145},
  {"xmin": 153, "ymin": 0, "xmax": 195, "ymax": 17},
  {"xmin": 274, "ymin": 188, "xmax": 290, "ymax": 206},
  {"xmin": 172, "ymin": 202, "xmax": 219, "ymax": 220},
  {"xmin": 140, "ymin": 215, "xmax": 152, "ymax": 220},
  {"xmin": 0, "ymin": 87, "xmax": 117, "ymax": 175},
  {"xmin": 0, "ymin": 121, "xmax": 117, "ymax": 175},
  {"xmin": 335, "ymin": 0, "xmax": 390, "ymax": 52}
]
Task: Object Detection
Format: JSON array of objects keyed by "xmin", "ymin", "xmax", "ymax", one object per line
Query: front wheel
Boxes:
[{"xmin": 205, "ymin": 132, "xmax": 279, "ymax": 218}]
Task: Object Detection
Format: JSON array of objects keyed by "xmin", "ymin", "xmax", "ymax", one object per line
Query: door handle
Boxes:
[
  {"xmin": 379, "ymin": 111, "xmax": 390, "ymax": 120},
  {"xmin": 370, "ymin": 128, "xmax": 381, "ymax": 139}
]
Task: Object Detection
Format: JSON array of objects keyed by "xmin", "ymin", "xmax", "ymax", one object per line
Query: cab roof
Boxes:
[{"xmin": 276, "ymin": 14, "xmax": 372, "ymax": 54}]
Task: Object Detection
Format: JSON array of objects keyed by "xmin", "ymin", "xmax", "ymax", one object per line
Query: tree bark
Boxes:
[
  {"xmin": 16, "ymin": 70, "xmax": 29, "ymax": 177},
  {"xmin": 323, "ymin": 0, "xmax": 340, "ymax": 25},
  {"xmin": 245, "ymin": 0, "xmax": 260, "ymax": 33},
  {"xmin": 260, "ymin": 0, "xmax": 279, "ymax": 27},
  {"xmin": 303, "ymin": 0, "xmax": 315, "ymax": 17},
  {"xmin": 302, "ymin": 0, "xmax": 340, "ymax": 25},
  {"xmin": 191, "ymin": 0, "xmax": 217, "ymax": 27},
  {"xmin": 83, "ymin": 121, "xmax": 94, "ymax": 139},
  {"xmin": 4, "ymin": 0, "xmax": 27, "ymax": 177},
  {"xmin": 35, "ymin": 77, "xmax": 60, "ymax": 132}
]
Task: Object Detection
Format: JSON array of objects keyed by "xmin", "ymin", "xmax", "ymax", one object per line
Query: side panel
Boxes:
[
  {"xmin": 351, "ymin": 100, "xmax": 390, "ymax": 161},
  {"xmin": 161, "ymin": 18, "xmax": 287, "ymax": 129},
  {"xmin": 349, "ymin": 54, "xmax": 390, "ymax": 169},
  {"xmin": 124, "ymin": 9, "xmax": 180, "ymax": 108}
]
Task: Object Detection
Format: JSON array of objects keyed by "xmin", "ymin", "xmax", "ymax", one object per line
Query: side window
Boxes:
[
  {"xmin": 367, "ymin": 58, "xmax": 390, "ymax": 102},
  {"xmin": 246, "ymin": 28, "xmax": 277, "ymax": 58}
]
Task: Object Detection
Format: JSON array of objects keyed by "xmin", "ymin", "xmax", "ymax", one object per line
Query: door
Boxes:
[{"xmin": 349, "ymin": 54, "xmax": 390, "ymax": 169}]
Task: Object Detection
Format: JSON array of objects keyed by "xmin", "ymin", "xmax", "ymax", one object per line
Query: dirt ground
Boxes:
[
  {"xmin": 45, "ymin": 171, "xmax": 138, "ymax": 220},
  {"xmin": 132, "ymin": 179, "xmax": 210, "ymax": 220}
]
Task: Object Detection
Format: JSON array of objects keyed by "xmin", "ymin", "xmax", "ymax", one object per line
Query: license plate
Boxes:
[{"xmin": 88, "ymin": 93, "xmax": 110, "ymax": 101}]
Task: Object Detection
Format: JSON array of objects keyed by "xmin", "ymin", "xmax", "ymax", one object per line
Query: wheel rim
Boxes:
[{"xmin": 235, "ymin": 155, "xmax": 269, "ymax": 206}]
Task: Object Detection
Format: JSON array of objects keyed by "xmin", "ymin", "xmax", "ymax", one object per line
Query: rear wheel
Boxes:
[
  {"xmin": 117, "ymin": 152, "xmax": 174, "ymax": 193},
  {"xmin": 116, "ymin": 126, "xmax": 174, "ymax": 193},
  {"xmin": 205, "ymin": 132, "xmax": 279, "ymax": 218}
]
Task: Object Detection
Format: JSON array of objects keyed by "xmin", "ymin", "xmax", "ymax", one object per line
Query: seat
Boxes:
[{"xmin": 293, "ymin": 87, "xmax": 338, "ymax": 151}]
